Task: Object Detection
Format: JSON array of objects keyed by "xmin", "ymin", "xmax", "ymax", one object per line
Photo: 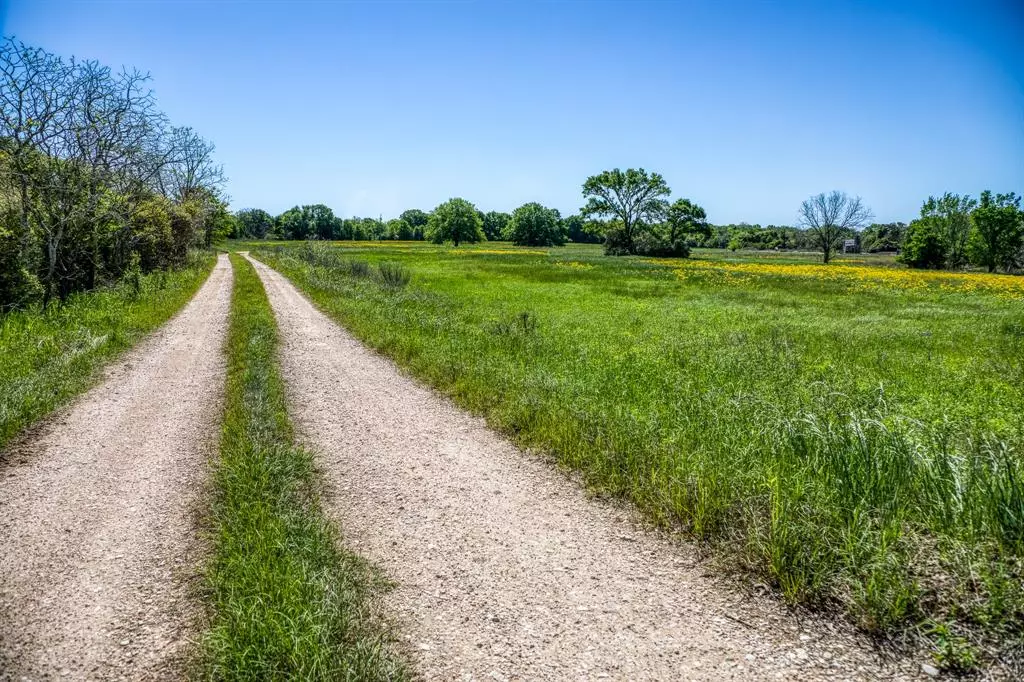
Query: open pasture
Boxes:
[{"xmin": 253, "ymin": 240, "xmax": 1024, "ymax": 663}]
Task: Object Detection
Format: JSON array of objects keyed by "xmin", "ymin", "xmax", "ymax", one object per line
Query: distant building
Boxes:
[{"xmin": 843, "ymin": 238, "xmax": 860, "ymax": 254}]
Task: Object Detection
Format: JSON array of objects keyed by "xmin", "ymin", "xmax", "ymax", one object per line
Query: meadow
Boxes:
[
  {"xmin": 250, "ymin": 240, "xmax": 1024, "ymax": 667},
  {"xmin": 0, "ymin": 252, "xmax": 215, "ymax": 450}
]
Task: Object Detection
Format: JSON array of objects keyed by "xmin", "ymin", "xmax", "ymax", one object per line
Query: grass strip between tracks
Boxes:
[{"xmin": 200, "ymin": 253, "xmax": 406, "ymax": 680}]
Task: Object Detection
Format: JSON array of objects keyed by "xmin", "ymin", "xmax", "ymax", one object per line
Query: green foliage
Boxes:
[
  {"xmin": 562, "ymin": 214, "xmax": 602, "ymax": 244},
  {"xmin": 234, "ymin": 208, "xmax": 275, "ymax": 239},
  {"xmin": 633, "ymin": 198, "xmax": 711, "ymax": 258},
  {"xmin": 201, "ymin": 254, "xmax": 406, "ymax": 680},
  {"xmin": 255, "ymin": 241, "xmax": 1024, "ymax": 668},
  {"xmin": 968, "ymin": 191, "xmax": 1023, "ymax": 273},
  {"xmin": 481, "ymin": 210, "xmax": 511, "ymax": 241},
  {"xmin": 0, "ymin": 252, "xmax": 214, "ymax": 450},
  {"xmin": 0, "ymin": 38, "xmax": 225, "ymax": 310},
  {"xmin": 425, "ymin": 197, "xmax": 484, "ymax": 246},
  {"xmin": 581, "ymin": 168, "xmax": 671, "ymax": 255},
  {"xmin": 507, "ymin": 203, "xmax": 565, "ymax": 246},
  {"xmin": 385, "ymin": 218, "xmax": 414, "ymax": 240},
  {"xmin": 898, "ymin": 218, "xmax": 947, "ymax": 268},
  {"xmin": 921, "ymin": 193, "xmax": 976, "ymax": 268},
  {"xmin": 861, "ymin": 222, "xmax": 906, "ymax": 253},
  {"xmin": 277, "ymin": 204, "xmax": 339, "ymax": 241},
  {"xmin": 398, "ymin": 209, "xmax": 428, "ymax": 239}
]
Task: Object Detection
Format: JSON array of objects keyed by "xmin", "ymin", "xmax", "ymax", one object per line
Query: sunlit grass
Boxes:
[
  {"xmin": 252, "ymin": 240, "xmax": 1024, "ymax": 670},
  {"xmin": 200, "ymin": 253, "xmax": 406, "ymax": 680}
]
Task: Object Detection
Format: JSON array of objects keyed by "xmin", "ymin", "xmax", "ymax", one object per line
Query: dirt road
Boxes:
[
  {"xmin": 246, "ymin": 254, "xmax": 918, "ymax": 681},
  {"xmin": 0, "ymin": 254, "xmax": 232, "ymax": 680}
]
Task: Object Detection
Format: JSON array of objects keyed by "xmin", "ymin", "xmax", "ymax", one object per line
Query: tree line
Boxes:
[
  {"xmin": 246, "ymin": 169, "xmax": 1021, "ymax": 274},
  {"xmin": 0, "ymin": 37, "xmax": 228, "ymax": 312}
]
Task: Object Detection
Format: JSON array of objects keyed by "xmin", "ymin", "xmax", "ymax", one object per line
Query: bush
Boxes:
[
  {"xmin": 377, "ymin": 262, "xmax": 411, "ymax": 288},
  {"xmin": 898, "ymin": 219, "xmax": 947, "ymax": 269}
]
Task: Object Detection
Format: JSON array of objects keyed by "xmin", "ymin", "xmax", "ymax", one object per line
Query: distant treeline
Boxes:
[
  {"xmin": 232, "ymin": 207, "xmax": 908, "ymax": 256},
  {"xmin": 237, "ymin": 179, "xmax": 1022, "ymax": 275},
  {"xmin": 0, "ymin": 37, "xmax": 228, "ymax": 312}
]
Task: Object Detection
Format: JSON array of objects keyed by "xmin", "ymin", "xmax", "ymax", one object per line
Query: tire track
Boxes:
[{"xmin": 0, "ymin": 254, "xmax": 232, "ymax": 680}]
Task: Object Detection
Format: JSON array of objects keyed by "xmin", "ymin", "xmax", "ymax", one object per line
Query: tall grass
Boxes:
[
  {"xmin": 255, "ymin": 241, "xmax": 1024, "ymax": 671},
  {"xmin": 200, "ymin": 253, "xmax": 406, "ymax": 680},
  {"xmin": 0, "ymin": 251, "xmax": 215, "ymax": 450}
]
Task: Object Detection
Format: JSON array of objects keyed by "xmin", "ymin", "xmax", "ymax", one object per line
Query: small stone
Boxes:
[{"xmin": 921, "ymin": 663, "xmax": 940, "ymax": 677}]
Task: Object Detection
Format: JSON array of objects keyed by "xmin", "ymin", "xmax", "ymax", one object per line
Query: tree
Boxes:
[
  {"xmin": 920, "ymin": 193, "xmax": 976, "ymax": 268},
  {"xmin": 562, "ymin": 214, "xmax": 602, "ymax": 244},
  {"xmin": 481, "ymin": 210, "xmax": 511, "ymax": 241},
  {"xmin": 235, "ymin": 208, "xmax": 274, "ymax": 239},
  {"xmin": 426, "ymin": 198, "xmax": 484, "ymax": 247},
  {"xmin": 400, "ymin": 209, "xmax": 429, "ymax": 240},
  {"xmin": 0, "ymin": 37, "xmax": 225, "ymax": 309},
  {"xmin": 861, "ymin": 222, "xmax": 906, "ymax": 253},
  {"xmin": 386, "ymin": 218, "xmax": 414, "ymax": 240},
  {"xmin": 797, "ymin": 191, "xmax": 873, "ymax": 264},
  {"xmin": 898, "ymin": 219, "xmax": 947, "ymax": 269},
  {"xmin": 277, "ymin": 206, "xmax": 309, "ymax": 240},
  {"xmin": 666, "ymin": 198, "xmax": 710, "ymax": 244},
  {"xmin": 581, "ymin": 168, "xmax": 671, "ymax": 255},
  {"xmin": 507, "ymin": 203, "xmax": 565, "ymax": 246},
  {"xmin": 968, "ymin": 191, "xmax": 1023, "ymax": 273}
]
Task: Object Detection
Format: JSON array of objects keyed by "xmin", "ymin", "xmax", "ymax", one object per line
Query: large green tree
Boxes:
[
  {"xmin": 581, "ymin": 168, "xmax": 671, "ymax": 255},
  {"xmin": 797, "ymin": 191, "xmax": 873, "ymax": 264},
  {"xmin": 426, "ymin": 198, "xmax": 484, "ymax": 247},
  {"xmin": 898, "ymin": 219, "xmax": 947, "ymax": 269},
  {"xmin": 481, "ymin": 211, "xmax": 511, "ymax": 241},
  {"xmin": 968, "ymin": 191, "xmax": 1022, "ymax": 273},
  {"xmin": 234, "ymin": 208, "xmax": 275, "ymax": 239},
  {"xmin": 665, "ymin": 198, "xmax": 711, "ymax": 244},
  {"xmin": 920, "ymin": 193, "xmax": 976, "ymax": 268},
  {"xmin": 507, "ymin": 203, "xmax": 565, "ymax": 246},
  {"xmin": 399, "ymin": 209, "xmax": 429, "ymax": 240}
]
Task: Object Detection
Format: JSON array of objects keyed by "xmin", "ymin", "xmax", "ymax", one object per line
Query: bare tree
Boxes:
[
  {"xmin": 798, "ymin": 191, "xmax": 873, "ymax": 264},
  {"xmin": 0, "ymin": 37, "xmax": 226, "ymax": 309}
]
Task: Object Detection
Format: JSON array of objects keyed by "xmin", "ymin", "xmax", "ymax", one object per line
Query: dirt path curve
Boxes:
[
  {"xmin": 247, "ymin": 255, "xmax": 918, "ymax": 682},
  {"xmin": 0, "ymin": 254, "xmax": 232, "ymax": 681}
]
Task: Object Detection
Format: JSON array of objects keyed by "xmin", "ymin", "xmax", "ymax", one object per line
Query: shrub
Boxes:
[
  {"xmin": 377, "ymin": 262, "xmax": 411, "ymax": 288},
  {"xmin": 898, "ymin": 219, "xmax": 947, "ymax": 269}
]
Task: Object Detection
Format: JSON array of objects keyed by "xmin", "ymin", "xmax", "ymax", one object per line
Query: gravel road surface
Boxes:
[{"xmin": 0, "ymin": 254, "xmax": 232, "ymax": 680}]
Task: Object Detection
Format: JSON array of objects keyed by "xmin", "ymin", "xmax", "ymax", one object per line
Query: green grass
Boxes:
[
  {"xmin": 0, "ymin": 251, "xmax": 215, "ymax": 451},
  {"xmin": 250, "ymin": 240, "xmax": 1024, "ymax": 670},
  {"xmin": 200, "ymin": 253, "xmax": 406, "ymax": 680}
]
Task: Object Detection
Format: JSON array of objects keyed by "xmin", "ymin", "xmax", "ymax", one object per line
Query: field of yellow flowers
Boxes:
[{"xmin": 657, "ymin": 256, "xmax": 1024, "ymax": 299}]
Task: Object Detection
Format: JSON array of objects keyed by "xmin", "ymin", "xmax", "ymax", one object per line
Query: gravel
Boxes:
[
  {"xmin": 247, "ymin": 254, "xmax": 921, "ymax": 682},
  {"xmin": 0, "ymin": 254, "xmax": 232, "ymax": 681}
]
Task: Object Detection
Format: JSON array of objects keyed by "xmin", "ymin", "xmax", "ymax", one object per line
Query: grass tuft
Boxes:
[{"xmin": 200, "ymin": 253, "xmax": 406, "ymax": 680}]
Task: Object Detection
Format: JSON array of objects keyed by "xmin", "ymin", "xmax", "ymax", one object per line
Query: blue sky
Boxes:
[{"xmin": 2, "ymin": 0, "xmax": 1022, "ymax": 225}]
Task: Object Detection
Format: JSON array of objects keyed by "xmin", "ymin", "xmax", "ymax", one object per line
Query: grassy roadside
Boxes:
[
  {"xmin": 0, "ymin": 251, "xmax": 215, "ymax": 451},
  {"xmin": 200, "ymin": 253, "xmax": 406, "ymax": 680},
  {"xmin": 254, "ymin": 241, "xmax": 1024, "ymax": 673}
]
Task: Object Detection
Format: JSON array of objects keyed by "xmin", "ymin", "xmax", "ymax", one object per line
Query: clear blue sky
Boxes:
[{"xmin": 2, "ymin": 0, "xmax": 1022, "ymax": 225}]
